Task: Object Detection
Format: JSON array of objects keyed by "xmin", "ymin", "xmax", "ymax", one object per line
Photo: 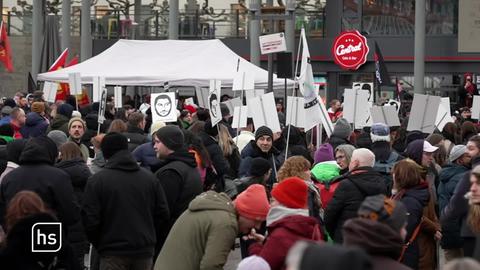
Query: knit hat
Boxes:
[
  {"xmin": 234, "ymin": 184, "xmax": 270, "ymax": 221},
  {"xmin": 357, "ymin": 194, "xmax": 408, "ymax": 232},
  {"xmin": 155, "ymin": 125, "xmax": 185, "ymax": 151},
  {"xmin": 68, "ymin": 117, "xmax": 86, "ymax": 131},
  {"xmin": 3, "ymin": 98, "xmax": 16, "ymax": 108},
  {"xmin": 150, "ymin": 121, "xmax": 166, "ymax": 136},
  {"xmin": 204, "ymin": 120, "xmax": 219, "ymax": 137},
  {"xmin": 370, "ymin": 123, "xmax": 390, "ymax": 142},
  {"xmin": 332, "ymin": 118, "xmax": 352, "ymax": 139},
  {"xmin": 450, "ymin": 145, "xmax": 467, "ymax": 163},
  {"xmin": 101, "ymin": 132, "xmax": 129, "ymax": 159},
  {"xmin": 314, "ymin": 143, "xmax": 334, "ymax": 164},
  {"xmin": 31, "ymin": 102, "xmax": 45, "ymax": 113},
  {"xmin": 72, "ymin": 110, "xmax": 82, "ymax": 118},
  {"xmin": 271, "ymin": 177, "xmax": 308, "ymax": 209},
  {"xmin": 255, "ymin": 126, "xmax": 273, "ymax": 141},
  {"xmin": 237, "ymin": 256, "xmax": 271, "ymax": 270},
  {"xmin": 1, "ymin": 106, "xmax": 12, "ymax": 115},
  {"xmin": 184, "ymin": 104, "xmax": 197, "ymax": 114},
  {"xmin": 57, "ymin": 103, "xmax": 74, "ymax": 118},
  {"xmin": 47, "ymin": 130, "xmax": 68, "ymax": 149},
  {"xmin": 249, "ymin": 157, "xmax": 272, "ymax": 177}
]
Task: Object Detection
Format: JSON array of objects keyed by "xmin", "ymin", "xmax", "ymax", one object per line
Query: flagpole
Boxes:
[{"xmin": 284, "ymin": 28, "xmax": 304, "ymax": 162}]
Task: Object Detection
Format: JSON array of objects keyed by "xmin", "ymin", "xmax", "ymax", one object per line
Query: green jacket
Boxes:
[
  {"xmin": 47, "ymin": 114, "xmax": 70, "ymax": 135},
  {"xmin": 154, "ymin": 191, "xmax": 238, "ymax": 270},
  {"xmin": 311, "ymin": 161, "xmax": 340, "ymax": 183}
]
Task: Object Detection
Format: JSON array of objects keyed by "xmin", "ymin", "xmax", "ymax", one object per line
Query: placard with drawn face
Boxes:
[
  {"xmin": 151, "ymin": 92, "xmax": 177, "ymax": 123},
  {"xmin": 209, "ymin": 80, "xmax": 222, "ymax": 126}
]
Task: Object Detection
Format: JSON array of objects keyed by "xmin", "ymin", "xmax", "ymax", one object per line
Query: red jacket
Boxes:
[
  {"xmin": 249, "ymin": 215, "xmax": 322, "ymax": 270},
  {"xmin": 10, "ymin": 122, "xmax": 22, "ymax": 139}
]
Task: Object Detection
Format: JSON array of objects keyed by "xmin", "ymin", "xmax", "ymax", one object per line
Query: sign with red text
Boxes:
[
  {"xmin": 259, "ymin": 32, "xmax": 287, "ymax": 55},
  {"xmin": 332, "ymin": 30, "xmax": 369, "ymax": 70}
]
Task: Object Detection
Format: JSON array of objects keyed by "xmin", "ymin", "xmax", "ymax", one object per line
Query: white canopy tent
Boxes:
[{"xmin": 37, "ymin": 39, "xmax": 293, "ymax": 90}]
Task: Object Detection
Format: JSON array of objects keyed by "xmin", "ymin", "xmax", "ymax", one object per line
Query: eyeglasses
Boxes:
[{"xmin": 336, "ymin": 155, "xmax": 346, "ymax": 160}]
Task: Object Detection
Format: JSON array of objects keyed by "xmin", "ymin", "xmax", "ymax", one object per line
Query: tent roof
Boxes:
[{"xmin": 37, "ymin": 39, "xmax": 293, "ymax": 89}]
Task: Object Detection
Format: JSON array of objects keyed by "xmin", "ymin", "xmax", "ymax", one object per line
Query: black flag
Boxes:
[
  {"xmin": 27, "ymin": 72, "xmax": 37, "ymax": 93},
  {"xmin": 374, "ymin": 41, "xmax": 391, "ymax": 86}
]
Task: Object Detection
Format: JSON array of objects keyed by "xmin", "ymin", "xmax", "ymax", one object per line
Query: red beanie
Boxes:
[
  {"xmin": 234, "ymin": 184, "xmax": 270, "ymax": 221},
  {"xmin": 271, "ymin": 177, "xmax": 308, "ymax": 209},
  {"xmin": 184, "ymin": 105, "xmax": 197, "ymax": 114}
]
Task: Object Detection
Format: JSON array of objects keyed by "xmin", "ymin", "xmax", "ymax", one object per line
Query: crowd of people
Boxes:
[{"xmin": 0, "ymin": 90, "xmax": 479, "ymax": 270}]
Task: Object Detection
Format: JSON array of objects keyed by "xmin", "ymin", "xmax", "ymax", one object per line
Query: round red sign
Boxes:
[{"xmin": 332, "ymin": 30, "xmax": 369, "ymax": 70}]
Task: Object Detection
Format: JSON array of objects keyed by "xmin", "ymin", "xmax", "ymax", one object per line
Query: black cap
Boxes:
[
  {"xmin": 101, "ymin": 132, "xmax": 129, "ymax": 159},
  {"xmin": 155, "ymin": 125, "xmax": 185, "ymax": 151}
]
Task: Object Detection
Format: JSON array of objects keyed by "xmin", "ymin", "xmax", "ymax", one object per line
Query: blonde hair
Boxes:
[
  {"xmin": 218, "ymin": 124, "xmax": 235, "ymax": 156},
  {"xmin": 277, "ymin": 156, "xmax": 311, "ymax": 182}
]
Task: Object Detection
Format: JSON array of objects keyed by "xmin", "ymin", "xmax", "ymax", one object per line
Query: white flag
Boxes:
[{"xmin": 298, "ymin": 28, "xmax": 322, "ymax": 131}]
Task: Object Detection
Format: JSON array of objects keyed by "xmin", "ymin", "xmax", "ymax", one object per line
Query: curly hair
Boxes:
[{"xmin": 277, "ymin": 156, "xmax": 311, "ymax": 182}]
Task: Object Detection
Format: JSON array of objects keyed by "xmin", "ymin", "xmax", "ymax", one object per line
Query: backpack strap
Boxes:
[{"xmin": 398, "ymin": 217, "xmax": 424, "ymax": 262}]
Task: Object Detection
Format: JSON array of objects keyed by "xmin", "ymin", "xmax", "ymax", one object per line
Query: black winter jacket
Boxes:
[
  {"xmin": 324, "ymin": 167, "xmax": 387, "ymax": 243},
  {"xmin": 239, "ymin": 140, "xmax": 285, "ymax": 188},
  {"xmin": 123, "ymin": 125, "xmax": 149, "ymax": 152},
  {"xmin": 0, "ymin": 213, "xmax": 79, "ymax": 270},
  {"xmin": 82, "ymin": 150, "xmax": 170, "ymax": 257},
  {"xmin": 395, "ymin": 183, "xmax": 430, "ymax": 270},
  {"xmin": 0, "ymin": 136, "xmax": 79, "ymax": 228},
  {"xmin": 56, "ymin": 158, "xmax": 92, "ymax": 205},
  {"xmin": 438, "ymin": 163, "xmax": 468, "ymax": 249},
  {"xmin": 441, "ymin": 156, "xmax": 480, "ymax": 239},
  {"xmin": 154, "ymin": 149, "xmax": 202, "ymax": 248},
  {"xmin": 199, "ymin": 131, "xmax": 230, "ymax": 178}
]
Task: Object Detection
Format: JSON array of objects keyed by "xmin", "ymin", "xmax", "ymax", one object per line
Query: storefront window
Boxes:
[{"xmin": 343, "ymin": 0, "xmax": 458, "ymax": 36}]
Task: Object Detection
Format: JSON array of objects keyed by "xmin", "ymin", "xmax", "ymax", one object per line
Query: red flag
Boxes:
[
  {"xmin": 66, "ymin": 55, "xmax": 79, "ymax": 67},
  {"xmin": 0, "ymin": 21, "xmax": 14, "ymax": 72},
  {"xmin": 77, "ymin": 88, "xmax": 90, "ymax": 107},
  {"xmin": 49, "ymin": 49, "xmax": 70, "ymax": 101},
  {"xmin": 48, "ymin": 48, "xmax": 69, "ymax": 72}
]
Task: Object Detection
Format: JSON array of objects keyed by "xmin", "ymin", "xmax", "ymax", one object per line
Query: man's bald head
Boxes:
[{"xmin": 349, "ymin": 148, "xmax": 375, "ymax": 171}]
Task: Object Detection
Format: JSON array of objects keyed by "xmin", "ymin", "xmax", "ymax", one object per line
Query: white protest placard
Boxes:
[
  {"xmin": 371, "ymin": 106, "xmax": 401, "ymax": 127},
  {"xmin": 232, "ymin": 106, "xmax": 248, "ymax": 129},
  {"xmin": 435, "ymin": 102, "xmax": 454, "ymax": 132},
  {"xmin": 319, "ymin": 99, "xmax": 334, "ymax": 137},
  {"xmin": 208, "ymin": 80, "xmax": 222, "ymax": 126},
  {"xmin": 246, "ymin": 89, "xmax": 265, "ymax": 117},
  {"xmin": 222, "ymin": 97, "xmax": 242, "ymax": 116},
  {"xmin": 185, "ymin": 97, "xmax": 195, "ymax": 106},
  {"xmin": 353, "ymin": 82, "xmax": 374, "ymax": 103},
  {"xmin": 385, "ymin": 99, "xmax": 401, "ymax": 113},
  {"xmin": 407, "ymin": 94, "xmax": 442, "ymax": 134},
  {"xmin": 43, "ymin": 81, "xmax": 58, "ymax": 103},
  {"xmin": 195, "ymin": 87, "xmax": 209, "ymax": 109},
  {"xmin": 250, "ymin": 92, "xmax": 281, "ymax": 133},
  {"xmin": 151, "ymin": 92, "xmax": 177, "ymax": 123},
  {"xmin": 68, "ymin": 73, "xmax": 82, "ymax": 95},
  {"xmin": 472, "ymin": 96, "xmax": 480, "ymax": 120},
  {"xmin": 98, "ymin": 87, "xmax": 108, "ymax": 124},
  {"xmin": 114, "ymin": 86, "xmax": 122, "ymax": 108},
  {"xmin": 232, "ymin": 65, "xmax": 255, "ymax": 91},
  {"xmin": 343, "ymin": 88, "xmax": 371, "ymax": 128},
  {"xmin": 440, "ymin": 97, "xmax": 451, "ymax": 117},
  {"xmin": 259, "ymin": 32, "xmax": 287, "ymax": 55},
  {"xmin": 286, "ymin": 96, "xmax": 305, "ymax": 128},
  {"xmin": 92, "ymin": 76, "xmax": 105, "ymax": 103}
]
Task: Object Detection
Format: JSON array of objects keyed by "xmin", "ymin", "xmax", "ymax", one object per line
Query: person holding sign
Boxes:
[{"xmin": 458, "ymin": 73, "xmax": 478, "ymax": 108}]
